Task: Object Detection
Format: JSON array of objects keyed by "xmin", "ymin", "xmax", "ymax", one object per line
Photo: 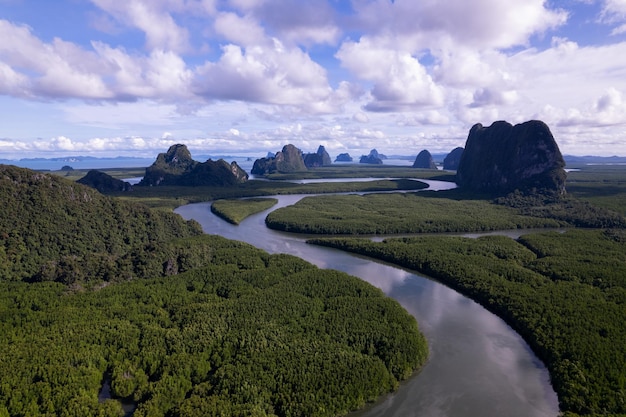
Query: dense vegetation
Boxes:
[
  {"xmin": 110, "ymin": 179, "xmax": 428, "ymax": 210},
  {"xmin": 265, "ymin": 189, "xmax": 625, "ymax": 234},
  {"xmin": 31, "ymin": 161, "xmax": 626, "ymax": 416},
  {"xmin": 211, "ymin": 198, "xmax": 278, "ymax": 224},
  {"xmin": 0, "ymin": 165, "xmax": 428, "ymax": 416},
  {"xmin": 260, "ymin": 166, "xmax": 453, "ymax": 181},
  {"xmin": 566, "ymin": 166, "xmax": 626, "ymax": 217},
  {"xmin": 0, "ymin": 165, "xmax": 202, "ymax": 284},
  {"xmin": 309, "ymin": 230, "xmax": 626, "ymax": 416},
  {"xmin": 0, "ymin": 235, "xmax": 427, "ymax": 417}
]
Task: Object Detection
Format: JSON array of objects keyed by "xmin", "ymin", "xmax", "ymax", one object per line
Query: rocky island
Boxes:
[
  {"xmin": 456, "ymin": 120, "xmax": 566, "ymax": 194},
  {"xmin": 139, "ymin": 144, "xmax": 248, "ymax": 186},
  {"xmin": 77, "ymin": 170, "xmax": 133, "ymax": 193},
  {"xmin": 251, "ymin": 144, "xmax": 307, "ymax": 175},
  {"xmin": 443, "ymin": 147, "xmax": 464, "ymax": 170},
  {"xmin": 412, "ymin": 149, "xmax": 437, "ymax": 169},
  {"xmin": 303, "ymin": 145, "xmax": 332, "ymax": 168},
  {"xmin": 359, "ymin": 149, "xmax": 384, "ymax": 164}
]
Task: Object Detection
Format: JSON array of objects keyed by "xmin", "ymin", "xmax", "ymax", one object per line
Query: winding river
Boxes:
[{"xmin": 175, "ymin": 179, "xmax": 559, "ymax": 417}]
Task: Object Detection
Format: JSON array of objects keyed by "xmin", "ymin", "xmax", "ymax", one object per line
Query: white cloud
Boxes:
[
  {"xmin": 470, "ymin": 88, "xmax": 519, "ymax": 108},
  {"xmin": 193, "ymin": 39, "xmax": 337, "ymax": 111},
  {"xmin": 611, "ymin": 22, "xmax": 626, "ymax": 34},
  {"xmin": 2, "ymin": 1, "xmax": 626, "ymax": 157},
  {"xmin": 0, "ymin": 20, "xmax": 112, "ymax": 99},
  {"xmin": 601, "ymin": 0, "xmax": 626, "ymax": 19},
  {"xmin": 433, "ymin": 48, "xmax": 511, "ymax": 88},
  {"xmin": 0, "ymin": 61, "xmax": 29, "ymax": 97},
  {"xmin": 214, "ymin": 12, "xmax": 267, "ymax": 46},
  {"xmin": 353, "ymin": 112, "xmax": 369, "ymax": 123},
  {"xmin": 336, "ymin": 37, "xmax": 444, "ymax": 112},
  {"xmin": 351, "ymin": 0, "xmax": 567, "ymax": 50},
  {"xmin": 89, "ymin": 0, "xmax": 191, "ymax": 52},
  {"xmin": 227, "ymin": 0, "xmax": 340, "ymax": 46}
]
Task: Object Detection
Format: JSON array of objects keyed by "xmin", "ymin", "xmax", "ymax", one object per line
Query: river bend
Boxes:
[{"xmin": 175, "ymin": 180, "xmax": 559, "ymax": 417}]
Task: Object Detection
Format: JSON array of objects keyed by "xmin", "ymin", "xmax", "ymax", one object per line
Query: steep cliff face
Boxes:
[
  {"xmin": 251, "ymin": 144, "xmax": 307, "ymax": 174},
  {"xmin": 304, "ymin": 145, "xmax": 332, "ymax": 168},
  {"xmin": 412, "ymin": 150, "xmax": 437, "ymax": 169},
  {"xmin": 139, "ymin": 144, "xmax": 248, "ymax": 186},
  {"xmin": 456, "ymin": 120, "xmax": 566, "ymax": 194},
  {"xmin": 443, "ymin": 147, "xmax": 464, "ymax": 170},
  {"xmin": 77, "ymin": 170, "xmax": 133, "ymax": 193},
  {"xmin": 176, "ymin": 159, "xmax": 249, "ymax": 186}
]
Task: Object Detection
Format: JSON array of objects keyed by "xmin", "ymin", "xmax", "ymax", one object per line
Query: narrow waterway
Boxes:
[{"xmin": 175, "ymin": 180, "xmax": 559, "ymax": 417}]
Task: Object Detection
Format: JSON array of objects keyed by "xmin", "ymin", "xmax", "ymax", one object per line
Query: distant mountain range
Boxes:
[
  {"xmin": 2, "ymin": 153, "xmax": 626, "ymax": 170},
  {"xmin": 561, "ymin": 155, "xmax": 626, "ymax": 164},
  {"xmin": 392, "ymin": 154, "xmax": 626, "ymax": 164}
]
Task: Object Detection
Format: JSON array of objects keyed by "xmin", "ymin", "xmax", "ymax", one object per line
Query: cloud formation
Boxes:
[{"xmin": 0, "ymin": 0, "xmax": 625, "ymax": 157}]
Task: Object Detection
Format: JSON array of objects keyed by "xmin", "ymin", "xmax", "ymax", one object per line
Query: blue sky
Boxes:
[{"xmin": 1, "ymin": 0, "xmax": 626, "ymax": 159}]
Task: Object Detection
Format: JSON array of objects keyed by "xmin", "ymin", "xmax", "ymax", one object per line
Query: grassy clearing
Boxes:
[{"xmin": 211, "ymin": 198, "xmax": 279, "ymax": 224}]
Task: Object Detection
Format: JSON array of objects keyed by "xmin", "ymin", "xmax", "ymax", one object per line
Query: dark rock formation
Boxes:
[
  {"xmin": 360, "ymin": 149, "xmax": 383, "ymax": 164},
  {"xmin": 335, "ymin": 153, "xmax": 353, "ymax": 162},
  {"xmin": 412, "ymin": 150, "xmax": 437, "ymax": 169},
  {"xmin": 443, "ymin": 147, "xmax": 464, "ymax": 170},
  {"xmin": 456, "ymin": 120, "xmax": 566, "ymax": 194},
  {"xmin": 77, "ymin": 170, "xmax": 132, "ymax": 193},
  {"xmin": 138, "ymin": 144, "xmax": 248, "ymax": 186},
  {"xmin": 178, "ymin": 159, "xmax": 248, "ymax": 186},
  {"xmin": 251, "ymin": 144, "xmax": 307, "ymax": 175},
  {"xmin": 303, "ymin": 145, "xmax": 332, "ymax": 168}
]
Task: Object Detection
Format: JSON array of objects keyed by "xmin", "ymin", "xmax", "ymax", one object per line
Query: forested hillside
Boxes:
[
  {"xmin": 0, "ymin": 165, "xmax": 202, "ymax": 284},
  {"xmin": 0, "ymin": 165, "xmax": 428, "ymax": 416}
]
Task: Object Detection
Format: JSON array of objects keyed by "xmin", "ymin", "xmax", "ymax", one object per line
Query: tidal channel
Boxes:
[{"xmin": 175, "ymin": 179, "xmax": 560, "ymax": 417}]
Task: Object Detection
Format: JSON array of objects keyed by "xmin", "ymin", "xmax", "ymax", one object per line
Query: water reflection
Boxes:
[{"xmin": 174, "ymin": 180, "xmax": 559, "ymax": 417}]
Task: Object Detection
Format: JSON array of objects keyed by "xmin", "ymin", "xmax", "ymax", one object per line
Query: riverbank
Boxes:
[{"xmin": 176, "ymin": 188, "xmax": 560, "ymax": 417}]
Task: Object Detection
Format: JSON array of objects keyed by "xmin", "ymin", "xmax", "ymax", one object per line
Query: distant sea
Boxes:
[
  {"xmin": 0, "ymin": 155, "xmax": 417, "ymax": 175},
  {"xmin": 0, "ymin": 157, "xmax": 156, "ymax": 171},
  {"xmin": 0, "ymin": 155, "xmax": 260, "ymax": 174}
]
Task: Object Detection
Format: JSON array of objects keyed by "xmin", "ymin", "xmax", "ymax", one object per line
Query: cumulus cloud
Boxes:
[
  {"xmin": 351, "ymin": 0, "xmax": 567, "ymax": 50},
  {"xmin": 227, "ymin": 0, "xmax": 340, "ymax": 46},
  {"xmin": 193, "ymin": 39, "xmax": 338, "ymax": 112},
  {"xmin": 0, "ymin": 61, "xmax": 29, "ymax": 97},
  {"xmin": 601, "ymin": 0, "xmax": 626, "ymax": 21},
  {"xmin": 551, "ymin": 88, "xmax": 626, "ymax": 128},
  {"xmin": 0, "ymin": 20, "xmax": 112, "ymax": 99},
  {"xmin": 214, "ymin": 12, "xmax": 267, "ymax": 46},
  {"xmin": 470, "ymin": 88, "xmax": 519, "ymax": 108},
  {"xmin": 89, "ymin": 0, "xmax": 193, "ymax": 52},
  {"xmin": 336, "ymin": 37, "xmax": 444, "ymax": 112},
  {"xmin": 2, "ymin": 0, "xmax": 626, "ymax": 157}
]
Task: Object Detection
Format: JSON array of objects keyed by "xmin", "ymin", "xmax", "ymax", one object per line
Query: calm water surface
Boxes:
[{"xmin": 175, "ymin": 180, "xmax": 559, "ymax": 417}]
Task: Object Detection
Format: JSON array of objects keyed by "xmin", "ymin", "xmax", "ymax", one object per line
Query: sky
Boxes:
[{"xmin": 1, "ymin": 0, "xmax": 626, "ymax": 159}]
